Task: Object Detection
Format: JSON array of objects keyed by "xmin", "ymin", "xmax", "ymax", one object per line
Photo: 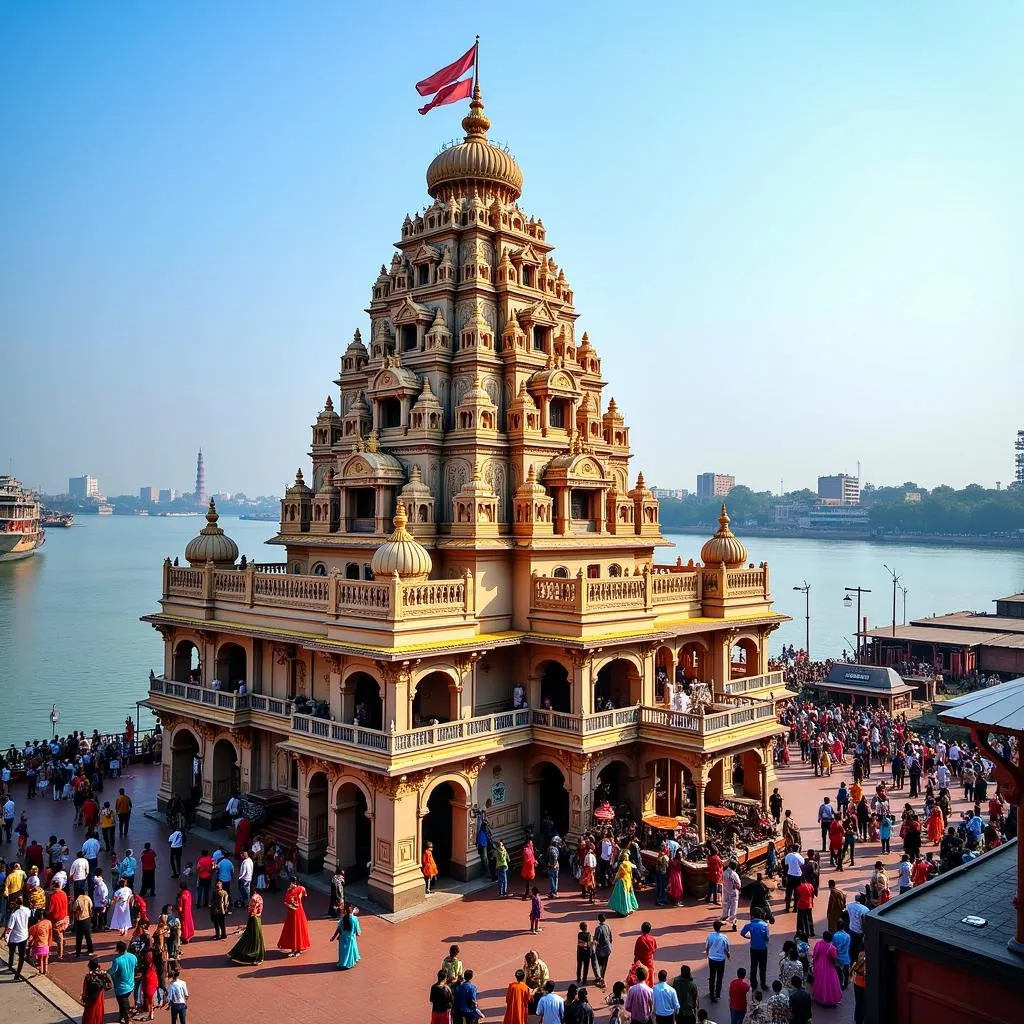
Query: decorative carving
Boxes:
[
  {"xmin": 273, "ymin": 645, "xmax": 291, "ymax": 666},
  {"xmin": 371, "ymin": 771, "xmax": 429, "ymax": 800},
  {"xmin": 461, "ymin": 757, "xmax": 487, "ymax": 782},
  {"xmin": 232, "ymin": 729, "xmax": 253, "ymax": 751},
  {"xmin": 569, "ymin": 753, "xmax": 593, "ymax": 776},
  {"xmin": 315, "ymin": 759, "xmax": 341, "ymax": 783}
]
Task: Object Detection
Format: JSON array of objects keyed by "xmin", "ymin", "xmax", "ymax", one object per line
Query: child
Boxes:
[
  {"xmin": 28, "ymin": 910, "xmax": 53, "ymax": 976},
  {"xmin": 180, "ymin": 861, "xmax": 194, "ymax": 881},
  {"xmin": 878, "ymin": 815, "xmax": 891, "ymax": 852},
  {"xmin": 746, "ymin": 988, "xmax": 768, "ymax": 1023},
  {"xmin": 795, "ymin": 932, "xmax": 810, "ymax": 977},
  {"xmin": 605, "ymin": 980, "xmax": 627, "ymax": 1021},
  {"xmin": 422, "ymin": 841, "xmax": 438, "ymax": 896},
  {"xmin": 765, "ymin": 841, "xmax": 778, "ymax": 880},
  {"xmin": 529, "ymin": 886, "xmax": 542, "ymax": 933}
]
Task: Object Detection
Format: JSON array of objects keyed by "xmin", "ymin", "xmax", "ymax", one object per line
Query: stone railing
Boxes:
[
  {"xmin": 149, "ymin": 676, "xmax": 249, "ymax": 712},
  {"xmin": 247, "ymin": 693, "xmax": 292, "ymax": 717},
  {"xmin": 291, "ymin": 707, "xmax": 531, "ymax": 756},
  {"xmin": 650, "ymin": 570, "xmax": 699, "ymax": 602},
  {"xmin": 586, "ymin": 577, "xmax": 645, "ymax": 608},
  {"xmin": 164, "ymin": 562, "xmax": 474, "ymax": 622},
  {"xmin": 531, "ymin": 576, "xmax": 581, "ymax": 612},
  {"xmin": 250, "ymin": 562, "xmax": 288, "ymax": 574},
  {"xmin": 531, "ymin": 565, "xmax": 703, "ymax": 616},
  {"xmin": 723, "ymin": 671, "xmax": 784, "ymax": 696},
  {"xmin": 726, "ymin": 567, "xmax": 770, "ymax": 597}
]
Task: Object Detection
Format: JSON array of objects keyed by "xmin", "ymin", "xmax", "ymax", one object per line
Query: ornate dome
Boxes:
[
  {"xmin": 370, "ymin": 501, "xmax": 432, "ymax": 580},
  {"xmin": 426, "ymin": 86, "xmax": 523, "ymax": 203},
  {"xmin": 700, "ymin": 504, "xmax": 748, "ymax": 568},
  {"xmin": 185, "ymin": 500, "xmax": 239, "ymax": 568}
]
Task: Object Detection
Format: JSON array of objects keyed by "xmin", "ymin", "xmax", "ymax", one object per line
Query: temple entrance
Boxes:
[
  {"xmin": 538, "ymin": 660, "xmax": 570, "ymax": 713},
  {"xmin": 215, "ymin": 643, "xmax": 247, "ymax": 690},
  {"xmin": 350, "ymin": 672, "xmax": 383, "ymax": 730},
  {"xmin": 170, "ymin": 729, "xmax": 200, "ymax": 803},
  {"xmin": 334, "ymin": 783, "xmax": 371, "ymax": 879},
  {"xmin": 172, "ymin": 641, "xmax": 200, "ymax": 684},
  {"xmin": 594, "ymin": 659, "xmax": 641, "ymax": 709},
  {"xmin": 210, "ymin": 739, "xmax": 239, "ymax": 817},
  {"xmin": 679, "ymin": 642, "xmax": 706, "ymax": 682},
  {"xmin": 537, "ymin": 762, "xmax": 569, "ymax": 839},
  {"xmin": 653, "ymin": 758, "xmax": 693, "ymax": 818},
  {"xmin": 423, "ymin": 782, "xmax": 455, "ymax": 873},
  {"xmin": 306, "ymin": 771, "xmax": 329, "ymax": 872}
]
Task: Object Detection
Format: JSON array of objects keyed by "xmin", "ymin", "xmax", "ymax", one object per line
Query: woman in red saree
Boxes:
[
  {"xmin": 234, "ymin": 817, "xmax": 252, "ymax": 858},
  {"xmin": 666, "ymin": 850, "xmax": 684, "ymax": 906},
  {"xmin": 926, "ymin": 804, "xmax": 945, "ymax": 845},
  {"xmin": 520, "ymin": 839, "xmax": 536, "ymax": 898},
  {"xmin": 277, "ymin": 880, "xmax": 311, "ymax": 955},
  {"xmin": 176, "ymin": 882, "xmax": 195, "ymax": 943},
  {"xmin": 81, "ymin": 957, "xmax": 112, "ymax": 1024}
]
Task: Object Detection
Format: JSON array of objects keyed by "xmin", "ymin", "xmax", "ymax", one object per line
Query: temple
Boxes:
[{"xmin": 142, "ymin": 88, "xmax": 788, "ymax": 911}]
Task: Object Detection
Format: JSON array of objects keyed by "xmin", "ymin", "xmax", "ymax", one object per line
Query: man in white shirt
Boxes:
[
  {"xmin": 599, "ymin": 834, "xmax": 614, "ymax": 888},
  {"xmin": 703, "ymin": 920, "xmax": 731, "ymax": 1002},
  {"xmin": 536, "ymin": 979, "xmax": 564, "ymax": 1024},
  {"xmin": 845, "ymin": 893, "xmax": 869, "ymax": 960},
  {"xmin": 722, "ymin": 860, "xmax": 742, "ymax": 930},
  {"xmin": 91, "ymin": 869, "xmax": 110, "ymax": 930},
  {"xmin": 167, "ymin": 970, "xmax": 188, "ymax": 1024},
  {"xmin": 168, "ymin": 829, "xmax": 185, "ymax": 877},
  {"xmin": 70, "ymin": 852, "xmax": 91, "ymax": 897},
  {"xmin": 783, "ymin": 846, "xmax": 805, "ymax": 913},
  {"xmin": 1, "ymin": 895, "xmax": 32, "ymax": 979},
  {"xmin": 2, "ymin": 797, "xmax": 15, "ymax": 843},
  {"xmin": 237, "ymin": 850, "xmax": 254, "ymax": 904}
]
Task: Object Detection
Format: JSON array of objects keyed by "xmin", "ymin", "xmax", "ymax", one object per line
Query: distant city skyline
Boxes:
[{"xmin": 2, "ymin": 5, "xmax": 1021, "ymax": 497}]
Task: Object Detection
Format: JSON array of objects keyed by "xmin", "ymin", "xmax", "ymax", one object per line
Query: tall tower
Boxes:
[
  {"xmin": 195, "ymin": 450, "xmax": 206, "ymax": 505},
  {"xmin": 1016, "ymin": 430, "xmax": 1024, "ymax": 487}
]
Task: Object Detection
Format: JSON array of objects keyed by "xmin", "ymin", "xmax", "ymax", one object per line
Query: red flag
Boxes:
[
  {"xmin": 416, "ymin": 44, "xmax": 476, "ymax": 97},
  {"xmin": 418, "ymin": 76, "xmax": 473, "ymax": 116}
]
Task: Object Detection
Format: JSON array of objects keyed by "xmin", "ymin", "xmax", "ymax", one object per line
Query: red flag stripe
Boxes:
[
  {"xmin": 415, "ymin": 44, "xmax": 476, "ymax": 97},
  {"xmin": 418, "ymin": 76, "xmax": 473, "ymax": 115}
]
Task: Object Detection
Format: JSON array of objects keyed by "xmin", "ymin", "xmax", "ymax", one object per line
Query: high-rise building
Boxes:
[
  {"xmin": 140, "ymin": 487, "xmax": 159, "ymax": 503},
  {"xmin": 194, "ymin": 450, "xmax": 206, "ymax": 505},
  {"xmin": 158, "ymin": 488, "xmax": 177, "ymax": 503},
  {"xmin": 68, "ymin": 475, "xmax": 99, "ymax": 499},
  {"xmin": 1015, "ymin": 429, "xmax": 1023, "ymax": 486},
  {"xmin": 817, "ymin": 473, "xmax": 860, "ymax": 505},
  {"xmin": 696, "ymin": 473, "xmax": 735, "ymax": 501},
  {"xmin": 144, "ymin": 88, "xmax": 786, "ymax": 912}
]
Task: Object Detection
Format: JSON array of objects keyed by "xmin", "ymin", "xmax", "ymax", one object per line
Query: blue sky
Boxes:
[{"xmin": 2, "ymin": 2, "xmax": 1021, "ymax": 497}]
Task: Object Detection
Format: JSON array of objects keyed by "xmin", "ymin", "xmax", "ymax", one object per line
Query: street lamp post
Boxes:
[
  {"xmin": 843, "ymin": 586, "xmax": 872, "ymax": 661},
  {"xmin": 883, "ymin": 564, "xmax": 902, "ymax": 638},
  {"xmin": 899, "ymin": 584, "xmax": 908, "ymax": 625},
  {"xmin": 793, "ymin": 581, "xmax": 811, "ymax": 657}
]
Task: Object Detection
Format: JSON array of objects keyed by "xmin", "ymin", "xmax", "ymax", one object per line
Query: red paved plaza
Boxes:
[{"xmin": 2, "ymin": 749, "xmax": 979, "ymax": 1024}]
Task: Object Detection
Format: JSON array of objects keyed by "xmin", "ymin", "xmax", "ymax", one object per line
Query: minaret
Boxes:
[{"xmin": 194, "ymin": 450, "xmax": 206, "ymax": 505}]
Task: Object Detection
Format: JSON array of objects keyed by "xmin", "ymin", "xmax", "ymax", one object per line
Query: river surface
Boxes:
[{"xmin": 1, "ymin": 516, "xmax": 1022, "ymax": 745}]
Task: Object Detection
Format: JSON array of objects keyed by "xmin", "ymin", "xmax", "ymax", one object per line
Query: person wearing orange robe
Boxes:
[
  {"xmin": 422, "ymin": 841, "xmax": 439, "ymax": 895},
  {"xmin": 502, "ymin": 969, "xmax": 531, "ymax": 1024},
  {"xmin": 926, "ymin": 805, "xmax": 944, "ymax": 845},
  {"xmin": 632, "ymin": 921, "xmax": 657, "ymax": 986}
]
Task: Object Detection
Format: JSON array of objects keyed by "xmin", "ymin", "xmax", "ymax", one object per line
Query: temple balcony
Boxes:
[
  {"xmin": 721, "ymin": 670, "xmax": 786, "ymax": 701},
  {"xmin": 159, "ymin": 561, "xmax": 479, "ymax": 647},
  {"xmin": 146, "ymin": 675, "xmax": 258, "ymax": 730},
  {"xmin": 528, "ymin": 563, "xmax": 772, "ymax": 637}
]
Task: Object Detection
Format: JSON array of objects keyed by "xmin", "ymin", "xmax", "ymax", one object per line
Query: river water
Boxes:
[{"xmin": 1, "ymin": 516, "xmax": 1022, "ymax": 745}]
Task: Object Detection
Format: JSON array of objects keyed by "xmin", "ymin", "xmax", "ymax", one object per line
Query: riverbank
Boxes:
[{"xmin": 690, "ymin": 524, "xmax": 1024, "ymax": 549}]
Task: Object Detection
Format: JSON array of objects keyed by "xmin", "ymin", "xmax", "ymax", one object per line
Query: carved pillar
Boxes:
[
  {"xmin": 639, "ymin": 642, "xmax": 658, "ymax": 706},
  {"xmin": 368, "ymin": 773, "xmax": 429, "ymax": 913},
  {"xmin": 567, "ymin": 754, "xmax": 594, "ymax": 844},
  {"xmin": 193, "ymin": 723, "xmax": 218, "ymax": 828},
  {"xmin": 570, "ymin": 651, "xmax": 594, "ymax": 716},
  {"xmin": 695, "ymin": 757, "xmax": 713, "ymax": 843},
  {"xmin": 234, "ymin": 729, "xmax": 254, "ymax": 796},
  {"xmin": 294, "ymin": 756, "xmax": 332, "ymax": 873},
  {"xmin": 327, "ymin": 655, "xmax": 343, "ymax": 719}
]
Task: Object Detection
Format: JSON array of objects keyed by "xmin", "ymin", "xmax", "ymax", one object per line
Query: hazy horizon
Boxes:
[{"xmin": 3, "ymin": 3, "xmax": 1021, "ymax": 498}]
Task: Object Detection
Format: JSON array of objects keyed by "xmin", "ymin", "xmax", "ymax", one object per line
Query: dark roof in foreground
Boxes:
[
  {"xmin": 865, "ymin": 841, "xmax": 1023, "ymax": 989},
  {"xmin": 937, "ymin": 674, "xmax": 1024, "ymax": 734},
  {"xmin": 822, "ymin": 664, "xmax": 913, "ymax": 693}
]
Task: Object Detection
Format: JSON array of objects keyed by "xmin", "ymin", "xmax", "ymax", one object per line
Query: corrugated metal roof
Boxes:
[
  {"xmin": 863, "ymin": 625, "xmax": 1005, "ymax": 645},
  {"xmin": 937, "ymin": 676, "xmax": 1024, "ymax": 733}
]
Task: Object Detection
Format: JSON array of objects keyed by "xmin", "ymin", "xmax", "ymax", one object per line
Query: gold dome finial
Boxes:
[
  {"xmin": 718, "ymin": 503, "xmax": 731, "ymax": 533},
  {"xmin": 461, "ymin": 82, "xmax": 490, "ymax": 140},
  {"xmin": 205, "ymin": 498, "xmax": 219, "ymax": 526},
  {"xmin": 393, "ymin": 500, "xmax": 409, "ymax": 531}
]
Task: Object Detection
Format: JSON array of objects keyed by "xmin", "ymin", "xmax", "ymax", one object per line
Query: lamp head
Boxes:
[{"xmin": 843, "ymin": 594, "xmax": 852, "ymax": 608}]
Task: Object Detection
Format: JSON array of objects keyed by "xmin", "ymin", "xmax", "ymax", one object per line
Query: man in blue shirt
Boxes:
[
  {"xmin": 740, "ymin": 908, "xmax": 771, "ymax": 991},
  {"xmin": 109, "ymin": 941, "xmax": 138, "ymax": 1024},
  {"xmin": 217, "ymin": 854, "xmax": 235, "ymax": 889},
  {"xmin": 831, "ymin": 924, "xmax": 852, "ymax": 988},
  {"xmin": 652, "ymin": 969, "xmax": 680, "ymax": 1024},
  {"xmin": 453, "ymin": 968, "xmax": 482, "ymax": 1024}
]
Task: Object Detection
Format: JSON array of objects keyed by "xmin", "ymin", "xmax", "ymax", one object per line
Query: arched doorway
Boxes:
[
  {"xmin": 595, "ymin": 759, "xmax": 632, "ymax": 816},
  {"xmin": 412, "ymin": 671, "xmax": 455, "ymax": 726},
  {"xmin": 538, "ymin": 660, "xmax": 570, "ymax": 713},
  {"xmin": 678, "ymin": 642, "xmax": 706, "ymax": 683},
  {"xmin": 537, "ymin": 762, "xmax": 569, "ymax": 839},
  {"xmin": 306, "ymin": 771, "xmax": 329, "ymax": 872},
  {"xmin": 594, "ymin": 659, "xmax": 641, "ymax": 709},
  {"xmin": 211, "ymin": 739, "xmax": 239, "ymax": 817},
  {"xmin": 731, "ymin": 638, "xmax": 758, "ymax": 679},
  {"xmin": 334, "ymin": 782, "xmax": 371, "ymax": 879},
  {"xmin": 172, "ymin": 641, "xmax": 200, "ymax": 684},
  {"xmin": 653, "ymin": 758, "xmax": 693, "ymax": 818},
  {"xmin": 215, "ymin": 643, "xmax": 247, "ymax": 690},
  {"xmin": 350, "ymin": 672, "xmax": 383, "ymax": 730},
  {"xmin": 423, "ymin": 782, "xmax": 456, "ymax": 875},
  {"xmin": 170, "ymin": 729, "xmax": 200, "ymax": 804}
]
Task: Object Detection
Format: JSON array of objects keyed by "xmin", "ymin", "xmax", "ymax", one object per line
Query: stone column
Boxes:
[
  {"xmin": 567, "ymin": 754, "xmax": 594, "ymax": 844},
  {"xmin": 572, "ymin": 653, "xmax": 593, "ymax": 716},
  {"xmin": 368, "ymin": 776, "xmax": 430, "ymax": 913},
  {"xmin": 194, "ymin": 724, "xmax": 218, "ymax": 829}
]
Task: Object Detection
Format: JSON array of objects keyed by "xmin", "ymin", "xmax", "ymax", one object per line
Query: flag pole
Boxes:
[{"xmin": 474, "ymin": 35, "xmax": 480, "ymax": 93}]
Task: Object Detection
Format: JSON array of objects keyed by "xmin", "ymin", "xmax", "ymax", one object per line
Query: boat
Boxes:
[
  {"xmin": 239, "ymin": 512, "xmax": 278, "ymax": 522},
  {"xmin": 157, "ymin": 511, "xmax": 200, "ymax": 518},
  {"xmin": 42, "ymin": 510, "xmax": 75, "ymax": 528},
  {"xmin": 0, "ymin": 475, "xmax": 44, "ymax": 562},
  {"xmin": 96, "ymin": 502, "xmax": 114, "ymax": 515}
]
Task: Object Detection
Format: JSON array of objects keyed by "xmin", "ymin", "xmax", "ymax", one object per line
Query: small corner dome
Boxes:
[
  {"xmin": 370, "ymin": 502, "xmax": 432, "ymax": 580},
  {"xmin": 700, "ymin": 504, "xmax": 748, "ymax": 568},
  {"xmin": 185, "ymin": 500, "xmax": 239, "ymax": 568}
]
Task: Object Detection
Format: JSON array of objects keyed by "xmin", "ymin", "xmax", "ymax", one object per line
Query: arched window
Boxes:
[
  {"xmin": 311, "ymin": 562, "xmax": 328, "ymax": 577},
  {"xmin": 553, "ymin": 566, "xmax": 569, "ymax": 579},
  {"xmin": 608, "ymin": 564, "xmax": 622, "ymax": 577},
  {"xmin": 587, "ymin": 564, "xmax": 600, "ymax": 578},
  {"xmin": 345, "ymin": 562, "xmax": 360, "ymax": 580},
  {"xmin": 363, "ymin": 564, "xmax": 374, "ymax": 581}
]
